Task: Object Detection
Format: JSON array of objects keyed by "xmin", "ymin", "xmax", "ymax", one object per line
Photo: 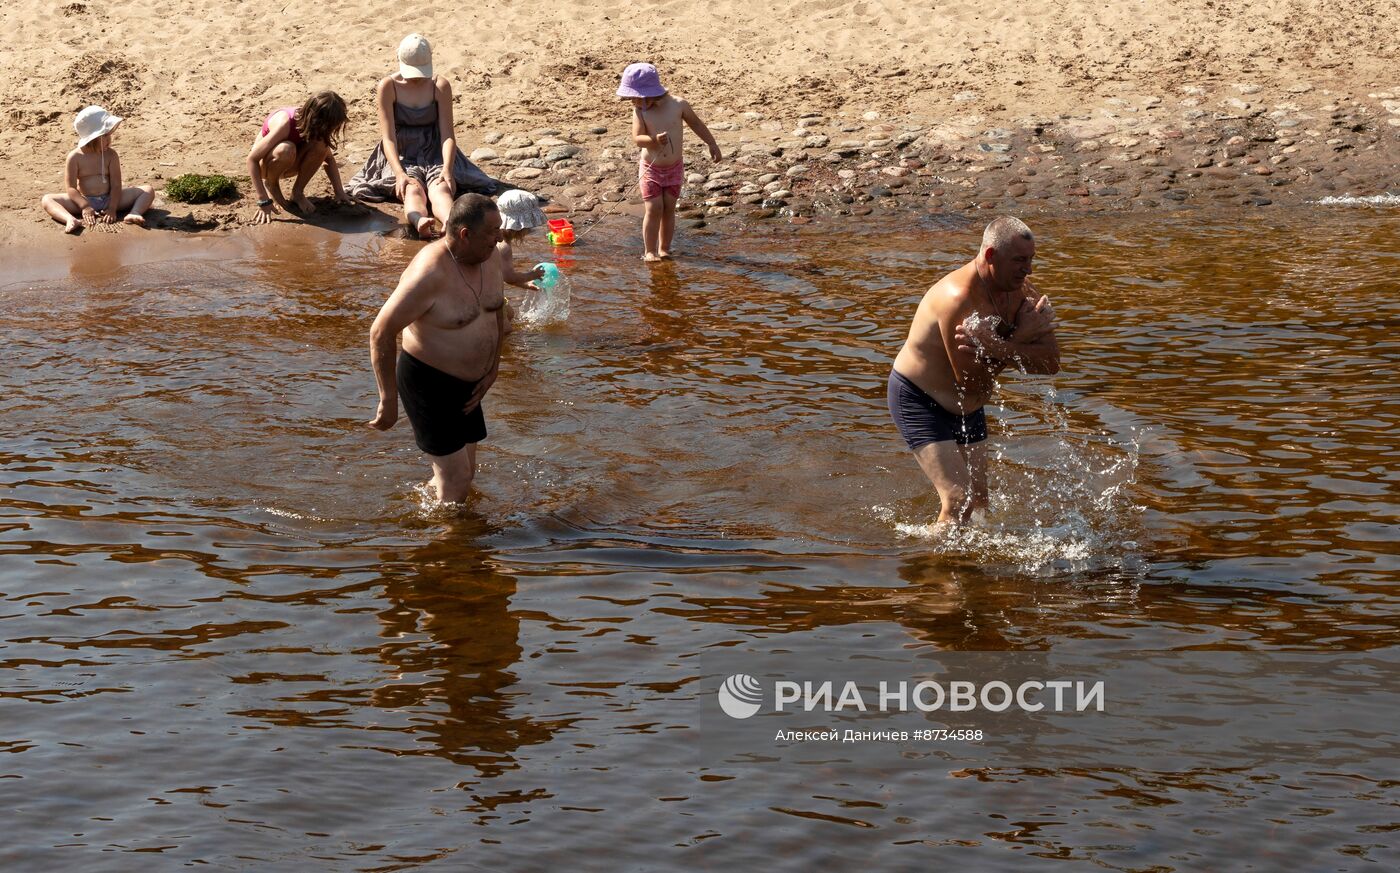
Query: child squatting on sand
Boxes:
[
  {"xmin": 42, "ymin": 106, "xmax": 154, "ymax": 233},
  {"xmin": 617, "ymin": 63, "xmax": 722, "ymax": 261},
  {"xmin": 247, "ymin": 91, "xmax": 353, "ymax": 224}
]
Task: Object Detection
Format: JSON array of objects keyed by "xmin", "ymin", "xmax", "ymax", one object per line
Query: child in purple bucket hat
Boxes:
[{"xmin": 617, "ymin": 62, "xmax": 722, "ymax": 261}]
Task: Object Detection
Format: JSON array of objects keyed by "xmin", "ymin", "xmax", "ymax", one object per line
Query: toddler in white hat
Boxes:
[
  {"xmin": 494, "ymin": 189, "xmax": 551, "ymax": 331},
  {"xmin": 41, "ymin": 105, "xmax": 154, "ymax": 233},
  {"xmin": 495, "ymin": 189, "xmax": 550, "ymax": 286}
]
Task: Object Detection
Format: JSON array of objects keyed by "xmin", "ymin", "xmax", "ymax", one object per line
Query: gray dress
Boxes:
[{"xmin": 348, "ymin": 98, "xmax": 503, "ymax": 202}]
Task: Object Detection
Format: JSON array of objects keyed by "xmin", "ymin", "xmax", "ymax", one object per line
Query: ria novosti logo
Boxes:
[
  {"xmin": 717, "ymin": 674, "xmax": 764, "ymax": 719},
  {"xmin": 717, "ymin": 675, "xmax": 1104, "ymax": 719}
]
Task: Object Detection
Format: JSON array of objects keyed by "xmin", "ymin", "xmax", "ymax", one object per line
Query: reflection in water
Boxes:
[
  {"xmin": 371, "ymin": 520, "xmax": 559, "ymax": 774},
  {"xmin": 1, "ymin": 209, "xmax": 1396, "ymax": 868}
]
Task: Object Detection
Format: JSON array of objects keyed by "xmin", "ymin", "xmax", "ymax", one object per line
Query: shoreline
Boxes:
[{"xmin": 3, "ymin": 82, "xmax": 1396, "ymax": 251}]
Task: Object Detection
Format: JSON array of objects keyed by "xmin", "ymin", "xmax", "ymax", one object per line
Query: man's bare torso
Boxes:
[
  {"xmin": 402, "ymin": 243, "xmax": 506, "ymax": 382},
  {"xmin": 893, "ymin": 262, "xmax": 1030, "ymax": 412}
]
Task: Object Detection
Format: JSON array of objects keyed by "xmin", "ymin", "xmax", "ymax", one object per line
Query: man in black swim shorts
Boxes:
[
  {"xmin": 369, "ymin": 193, "xmax": 508, "ymax": 503},
  {"xmin": 889, "ymin": 217, "xmax": 1061, "ymax": 524}
]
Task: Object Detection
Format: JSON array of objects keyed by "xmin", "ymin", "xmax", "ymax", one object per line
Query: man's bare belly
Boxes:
[
  {"xmin": 403, "ymin": 318, "xmax": 498, "ymax": 383},
  {"xmin": 892, "ymin": 348, "xmax": 990, "ymax": 413}
]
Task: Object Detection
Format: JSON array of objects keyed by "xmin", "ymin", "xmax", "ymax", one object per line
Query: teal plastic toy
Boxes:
[{"xmin": 535, "ymin": 263, "xmax": 561, "ymax": 291}]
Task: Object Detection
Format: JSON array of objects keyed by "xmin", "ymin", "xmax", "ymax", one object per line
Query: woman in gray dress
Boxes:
[{"xmin": 348, "ymin": 34, "xmax": 504, "ymax": 238}]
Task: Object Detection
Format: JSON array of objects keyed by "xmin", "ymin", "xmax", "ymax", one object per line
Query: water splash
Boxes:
[
  {"xmin": 1314, "ymin": 193, "xmax": 1400, "ymax": 207},
  {"xmin": 890, "ymin": 383, "xmax": 1146, "ymax": 577},
  {"xmin": 516, "ymin": 269, "xmax": 572, "ymax": 327}
]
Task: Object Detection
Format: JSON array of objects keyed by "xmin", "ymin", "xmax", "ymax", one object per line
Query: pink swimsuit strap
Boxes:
[{"xmin": 261, "ymin": 107, "xmax": 303, "ymax": 144}]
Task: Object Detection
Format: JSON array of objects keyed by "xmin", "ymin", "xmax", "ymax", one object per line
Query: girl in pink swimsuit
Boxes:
[{"xmin": 246, "ymin": 91, "xmax": 354, "ymax": 224}]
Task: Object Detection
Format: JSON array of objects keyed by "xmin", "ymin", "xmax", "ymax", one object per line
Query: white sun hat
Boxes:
[
  {"xmin": 397, "ymin": 33, "xmax": 433, "ymax": 79},
  {"xmin": 74, "ymin": 105, "xmax": 122, "ymax": 147},
  {"xmin": 496, "ymin": 189, "xmax": 547, "ymax": 231}
]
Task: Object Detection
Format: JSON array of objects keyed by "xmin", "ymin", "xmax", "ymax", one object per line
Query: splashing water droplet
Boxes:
[{"xmin": 518, "ymin": 264, "xmax": 572, "ymax": 326}]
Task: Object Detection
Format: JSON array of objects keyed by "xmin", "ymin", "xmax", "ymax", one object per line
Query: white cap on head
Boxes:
[
  {"xmin": 74, "ymin": 105, "xmax": 122, "ymax": 147},
  {"xmin": 397, "ymin": 33, "xmax": 433, "ymax": 79},
  {"xmin": 496, "ymin": 189, "xmax": 547, "ymax": 231}
]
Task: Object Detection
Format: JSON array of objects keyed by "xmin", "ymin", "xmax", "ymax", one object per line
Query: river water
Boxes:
[{"xmin": 2, "ymin": 207, "xmax": 1396, "ymax": 870}]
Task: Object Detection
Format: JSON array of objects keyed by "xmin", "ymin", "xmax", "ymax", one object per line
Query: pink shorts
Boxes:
[{"xmin": 639, "ymin": 157, "xmax": 684, "ymax": 201}]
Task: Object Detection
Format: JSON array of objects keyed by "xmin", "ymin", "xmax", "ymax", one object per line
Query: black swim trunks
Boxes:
[
  {"xmin": 396, "ymin": 350, "xmax": 487, "ymax": 457},
  {"xmin": 887, "ymin": 369, "xmax": 987, "ymax": 450}
]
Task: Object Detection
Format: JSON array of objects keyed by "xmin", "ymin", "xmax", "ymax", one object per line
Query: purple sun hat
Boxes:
[{"xmin": 617, "ymin": 62, "xmax": 666, "ymax": 99}]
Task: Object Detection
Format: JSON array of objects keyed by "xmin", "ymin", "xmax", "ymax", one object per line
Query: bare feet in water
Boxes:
[
  {"xmin": 123, "ymin": 214, "xmax": 146, "ymax": 227},
  {"xmin": 416, "ymin": 216, "xmax": 441, "ymax": 239},
  {"xmin": 292, "ymin": 195, "xmax": 316, "ymax": 214},
  {"xmin": 63, "ymin": 218, "xmax": 81, "ymax": 234},
  {"xmin": 643, "ymin": 252, "xmax": 662, "ymax": 262}
]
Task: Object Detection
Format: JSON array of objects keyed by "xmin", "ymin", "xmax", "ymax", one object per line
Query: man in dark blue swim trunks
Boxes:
[
  {"xmin": 369, "ymin": 193, "xmax": 508, "ymax": 503},
  {"xmin": 890, "ymin": 217, "xmax": 1061, "ymax": 524}
]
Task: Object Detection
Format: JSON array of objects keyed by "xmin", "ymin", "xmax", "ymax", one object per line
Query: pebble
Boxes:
[
  {"xmin": 588, "ymin": 126, "xmax": 608, "ymax": 135},
  {"xmin": 805, "ymin": 135, "xmax": 830, "ymax": 148},
  {"xmin": 506, "ymin": 146, "xmax": 540, "ymax": 160},
  {"xmin": 469, "ymin": 147, "xmax": 498, "ymax": 163},
  {"xmin": 882, "ymin": 166, "xmax": 909, "ymax": 177},
  {"xmin": 737, "ymin": 184, "xmax": 762, "ymax": 195},
  {"xmin": 500, "ymin": 134, "xmax": 534, "ymax": 149},
  {"xmin": 686, "ymin": 173, "xmax": 707, "ymax": 184},
  {"xmin": 786, "ymin": 165, "xmax": 809, "ymax": 177},
  {"xmin": 483, "ymin": 131, "xmax": 504, "ymax": 145},
  {"xmin": 546, "ymin": 145, "xmax": 582, "ymax": 163},
  {"xmin": 837, "ymin": 169, "xmax": 856, "ymax": 179},
  {"xmin": 506, "ymin": 167, "xmax": 543, "ymax": 180},
  {"xmin": 863, "ymin": 110, "xmax": 881, "ymax": 121}
]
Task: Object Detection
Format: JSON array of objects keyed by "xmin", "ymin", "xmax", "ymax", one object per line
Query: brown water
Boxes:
[{"xmin": 2, "ymin": 208, "xmax": 1397, "ymax": 871}]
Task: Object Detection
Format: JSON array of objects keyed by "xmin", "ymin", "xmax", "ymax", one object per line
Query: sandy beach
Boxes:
[{"xmin": 1, "ymin": 0, "xmax": 1397, "ymax": 242}]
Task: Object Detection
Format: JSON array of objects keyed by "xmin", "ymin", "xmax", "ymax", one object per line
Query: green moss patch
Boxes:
[{"xmin": 164, "ymin": 173, "xmax": 239, "ymax": 204}]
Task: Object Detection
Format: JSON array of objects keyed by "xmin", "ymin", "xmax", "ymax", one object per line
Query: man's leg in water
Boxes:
[
  {"xmin": 912, "ymin": 440, "xmax": 977, "ymax": 524},
  {"xmin": 428, "ymin": 443, "xmax": 477, "ymax": 504},
  {"xmin": 961, "ymin": 441, "xmax": 990, "ymax": 519}
]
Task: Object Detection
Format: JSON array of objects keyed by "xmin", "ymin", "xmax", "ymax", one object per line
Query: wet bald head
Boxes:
[{"xmin": 981, "ymin": 216, "xmax": 1033, "ymax": 255}]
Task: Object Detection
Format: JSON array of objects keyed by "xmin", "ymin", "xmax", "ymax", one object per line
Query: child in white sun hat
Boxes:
[
  {"xmin": 495, "ymin": 189, "xmax": 548, "ymax": 288},
  {"xmin": 41, "ymin": 105, "xmax": 154, "ymax": 233},
  {"xmin": 494, "ymin": 189, "xmax": 551, "ymax": 332}
]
